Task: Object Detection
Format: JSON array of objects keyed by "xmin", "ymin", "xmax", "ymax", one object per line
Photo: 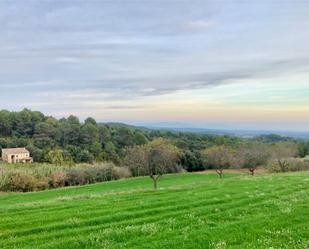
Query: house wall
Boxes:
[
  {"xmin": 2, "ymin": 152, "xmax": 31, "ymax": 163},
  {"xmin": 2, "ymin": 151, "xmax": 10, "ymax": 163}
]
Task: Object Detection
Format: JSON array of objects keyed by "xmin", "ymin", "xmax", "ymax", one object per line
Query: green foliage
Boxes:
[
  {"xmin": 0, "ymin": 108, "xmax": 307, "ymax": 171},
  {"xmin": 254, "ymin": 134, "xmax": 293, "ymax": 143},
  {"xmin": 146, "ymin": 138, "xmax": 182, "ymax": 177},
  {"xmin": 75, "ymin": 149, "xmax": 94, "ymax": 163},
  {"xmin": 133, "ymin": 131, "xmax": 148, "ymax": 145},
  {"xmin": 123, "ymin": 138, "xmax": 182, "ymax": 189},
  {"xmin": 180, "ymin": 150, "xmax": 204, "ymax": 172},
  {"xmin": 124, "ymin": 138, "xmax": 181, "ymax": 177},
  {"xmin": 298, "ymin": 141, "xmax": 309, "ymax": 157},
  {"xmin": 45, "ymin": 149, "xmax": 66, "ymax": 165},
  {"xmin": 80, "ymin": 122, "xmax": 99, "ymax": 145}
]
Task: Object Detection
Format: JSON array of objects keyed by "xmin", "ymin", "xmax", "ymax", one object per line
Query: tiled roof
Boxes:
[{"xmin": 2, "ymin": 148, "xmax": 29, "ymax": 154}]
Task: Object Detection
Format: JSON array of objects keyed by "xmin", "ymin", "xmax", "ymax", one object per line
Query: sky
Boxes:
[{"xmin": 0, "ymin": 0, "xmax": 309, "ymax": 131}]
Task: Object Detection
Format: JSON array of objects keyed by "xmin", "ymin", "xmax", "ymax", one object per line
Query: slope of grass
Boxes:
[{"xmin": 0, "ymin": 172, "xmax": 308, "ymax": 249}]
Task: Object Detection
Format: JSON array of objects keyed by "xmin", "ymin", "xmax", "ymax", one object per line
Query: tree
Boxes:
[
  {"xmin": 124, "ymin": 138, "xmax": 181, "ymax": 189},
  {"xmin": 59, "ymin": 115, "xmax": 80, "ymax": 146},
  {"xmin": 98, "ymin": 125, "xmax": 111, "ymax": 146},
  {"xmin": 80, "ymin": 123, "xmax": 99, "ymax": 145},
  {"xmin": 33, "ymin": 122, "xmax": 58, "ymax": 149},
  {"xmin": 26, "ymin": 145, "xmax": 43, "ymax": 162},
  {"xmin": 84, "ymin": 117, "xmax": 97, "ymax": 126},
  {"xmin": 236, "ymin": 143, "xmax": 270, "ymax": 175},
  {"xmin": 123, "ymin": 146, "xmax": 148, "ymax": 177},
  {"xmin": 146, "ymin": 139, "xmax": 181, "ymax": 189},
  {"xmin": 180, "ymin": 150, "xmax": 204, "ymax": 172},
  {"xmin": 45, "ymin": 149, "xmax": 66, "ymax": 165},
  {"xmin": 113, "ymin": 127, "xmax": 134, "ymax": 147},
  {"xmin": 76, "ymin": 149, "xmax": 94, "ymax": 163},
  {"xmin": 133, "ymin": 131, "xmax": 148, "ymax": 145},
  {"xmin": 103, "ymin": 141, "xmax": 120, "ymax": 164},
  {"xmin": 298, "ymin": 141, "xmax": 309, "ymax": 158},
  {"xmin": 0, "ymin": 110, "xmax": 12, "ymax": 136},
  {"xmin": 201, "ymin": 145, "xmax": 234, "ymax": 178},
  {"xmin": 270, "ymin": 142, "xmax": 299, "ymax": 172},
  {"xmin": 88, "ymin": 142, "xmax": 102, "ymax": 158}
]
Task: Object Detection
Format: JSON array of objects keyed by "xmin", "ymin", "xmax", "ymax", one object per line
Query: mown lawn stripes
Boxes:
[{"xmin": 0, "ymin": 172, "xmax": 308, "ymax": 249}]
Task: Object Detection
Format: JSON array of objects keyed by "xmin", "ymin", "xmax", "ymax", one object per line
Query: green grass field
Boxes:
[{"xmin": 0, "ymin": 172, "xmax": 308, "ymax": 249}]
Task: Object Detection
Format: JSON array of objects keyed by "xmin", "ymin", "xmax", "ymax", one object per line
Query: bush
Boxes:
[
  {"xmin": 0, "ymin": 162, "xmax": 131, "ymax": 192},
  {"xmin": 111, "ymin": 166, "xmax": 131, "ymax": 179},
  {"xmin": 49, "ymin": 172, "xmax": 67, "ymax": 188},
  {"xmin": 0, "ymin": 170, "xmax": 11, "ymax": 191},
  {"xmin": 0, "ymin": 168, "xmax": 49, "ymax": 192},
  {"xmin": 35, "ymin": 178, "xmax": 49, "ymax": 191},
  {"xmin": 92, "ymin": 164, "xmax": 113, "ymax": 182},
  {"xmin": 268, "ymin": 158, "xmax": 309, "ymax": 173},
  {"xmin": 65, "ymin": 169, "xmax": 87, "ymax": 186},
  {"xmin": 8, "ymin": 172, "xmax": 38, "ymax": 192}
]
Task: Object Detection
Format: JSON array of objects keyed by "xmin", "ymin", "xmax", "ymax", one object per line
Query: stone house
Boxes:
[{"xmin": 1, "ymin": 148, "xmax": 33, "ymax": 163}]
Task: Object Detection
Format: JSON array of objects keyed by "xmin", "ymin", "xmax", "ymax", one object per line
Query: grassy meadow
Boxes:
[{"xmin": 0, "ymin": 172, "xmax": 308, "ymax": 249}]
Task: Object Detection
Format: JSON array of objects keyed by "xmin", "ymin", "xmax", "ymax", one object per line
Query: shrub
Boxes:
[
  {"xmin": 268, "ymin": 158, "xmax": 309, "ymax": 173},
  {"xmin": 0, "ymin": 170, "xmax": 11, "ymax": 191},
  {"xmin": 35, "ymin": 178, "xmax": 49, "ymax": 191},
  {"xmin": 65, "ymin": 169, "xmax": 87, "ymax": 186},
  {"xmin": 0, "ymin": 162, "xmax": 132, "ymax": 192},
  {"xmin": 111, "ymin": 166, "xmax": 131, "ymax": 179},
  {"xmin": 9, "ymin": 172, "xmax": 38, "ymax": 192},
  {"xmin": 49, "ymin": 172, "xmax": 67, "ymax": 188},
  {"xmin": 92, "ymin": 165, "xmax": 113, "ymax": 182}
]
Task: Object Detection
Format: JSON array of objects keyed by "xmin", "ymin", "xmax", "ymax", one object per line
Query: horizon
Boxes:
[
  {"xmin": 1, "ymin": 1, "xmax": 309, "ymax": 132},
  {"xmin": 4, "ymin": 107, "xmax": 309, "ymax": 134}
]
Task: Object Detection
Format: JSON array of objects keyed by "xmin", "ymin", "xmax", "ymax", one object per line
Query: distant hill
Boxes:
[{"xmin": 143, "ymin": 126, "xmax": 309, "ymax": 140}]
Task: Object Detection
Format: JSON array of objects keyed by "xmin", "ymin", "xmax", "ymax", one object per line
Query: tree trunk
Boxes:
[
  {"xmin": 249, "ymin": 167, "xmax": 255, "ymax": 176},
  {"xmin": 150, "ymin": 175, "xmax": 159, "ymax": 190},
  {"xmin": 278, "ymin": 159, "xmax": 288, "ymax": 172},
  {"xmin": 216, "ymin": 169, "xmax": 223, "ymax": 178},
  {"xmin": 153, "ymin": 177, "xmax": 157, "ymax": 189}
]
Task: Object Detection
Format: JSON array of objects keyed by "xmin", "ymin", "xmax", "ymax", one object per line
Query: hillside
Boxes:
[{"xmin": 0, "ymin": 172, "xmax": 308, "ymax": 249}]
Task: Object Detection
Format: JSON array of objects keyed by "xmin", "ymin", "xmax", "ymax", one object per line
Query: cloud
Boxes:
[
  {"xmin": 104, "ymin": 105, "xmax": 144, "ymax": 110},
  {"xmin": 0, "ymin": 0, "xmax": 309, "ymax": 131},
  {"xmin": 182, "ymin": 20, "xmax": 215, "ymax": 32}
]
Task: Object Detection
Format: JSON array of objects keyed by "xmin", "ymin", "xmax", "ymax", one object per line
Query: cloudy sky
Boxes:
[{"xmin": 1, "ymin": 0, "xmax": 309, "ymax": 131}]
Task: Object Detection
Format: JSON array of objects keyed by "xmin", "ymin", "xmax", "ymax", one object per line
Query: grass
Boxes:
[{"xmin": 0, "ymin": 172, "xmax": 308, "ymax": 249}]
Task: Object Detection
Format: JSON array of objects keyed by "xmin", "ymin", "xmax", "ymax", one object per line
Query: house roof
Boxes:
[{"xmin": 2, "ymin": 148, "xmax": 29, "ymax": 154}]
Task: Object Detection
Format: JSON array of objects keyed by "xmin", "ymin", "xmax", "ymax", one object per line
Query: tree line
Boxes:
[{"xmin": 0, "ymin": 109, "xmax": 309, "ymax": 187}]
